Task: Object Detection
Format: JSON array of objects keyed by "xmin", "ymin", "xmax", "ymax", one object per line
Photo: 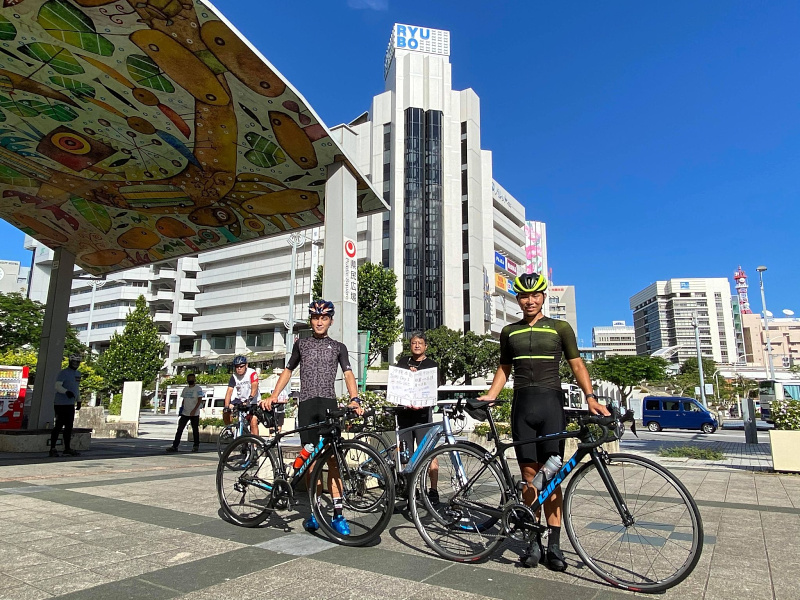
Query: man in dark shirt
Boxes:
[
  {"xmin": 395, "ymin": 332, "xmax": 440, "ymax": 503},
  {"xmin": 481, "ymin": 272, "xmax": 608, "ymax": 571},
  {"xmin": 261, "ymin": 299, "xmax": 362, "ymax": 536}
]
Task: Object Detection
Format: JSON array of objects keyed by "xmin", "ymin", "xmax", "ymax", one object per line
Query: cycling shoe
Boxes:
[
  {"xmin": 302, "ymin": 514, "xmax": 319, "ymax": 532},
  {"xmin": 331, "ymin": 515, "xmax": 351, "ymax": 536}
]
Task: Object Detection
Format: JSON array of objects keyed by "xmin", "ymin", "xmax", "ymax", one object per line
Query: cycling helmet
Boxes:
[
  {"xmin": 232, "ymin": 355, "xmax": 248, "ymax": 366},
  {"xmin": 308, "ymin": 299, "xmax": 335, "ymax": 317},
  {"xmin": 513, "ymin": 272, "xmax": 548, "ymax": 294}
]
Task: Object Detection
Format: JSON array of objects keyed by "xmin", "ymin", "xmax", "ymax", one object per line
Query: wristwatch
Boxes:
[
  {"xmin": 350, "ymin": 397, "xmax": 362, "ymax": 405},
  {"xmin": 586, "ymin": 393, "xmax": 598, "ymax": 401}
]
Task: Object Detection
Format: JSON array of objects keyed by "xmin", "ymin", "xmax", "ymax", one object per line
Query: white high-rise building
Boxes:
[
  {"xmin": 548, "ymin": 285, "xmax": 578, "ymax": 334},
  {"xmin": 629, "ymin": 278, "xmax": 736, "ymax": 364},
  {"xmin": 592, "ymin": 321, "xmax": 637, "ymax": 356},
  {"xmin": 192, "ymin": 23, "xmax": 530, "ymax": 365},
  {"xmin": 25, "ymin": 236, "xmax": 199, "ymax": 368}
]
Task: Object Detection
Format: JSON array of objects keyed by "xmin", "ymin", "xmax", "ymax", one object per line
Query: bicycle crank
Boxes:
[{"xmin": 501, "ymin": 502, "xmax": 538, "ymax": 541}]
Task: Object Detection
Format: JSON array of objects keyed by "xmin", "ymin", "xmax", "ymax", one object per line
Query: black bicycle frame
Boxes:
[{"xmin": 450, "ymin": 409, "xmax": 633, "ymax": 526}]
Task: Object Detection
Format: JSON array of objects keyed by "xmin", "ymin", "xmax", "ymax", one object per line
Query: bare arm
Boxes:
[
  {"xmin": 223, "ymin": 386, "xmax": 233, "ymax": 410},
  {"xmin": 343, "ymin": 370, "xmax": 363, "ymax": 416},
  {"xmin": 478, "ymin": 364, "xmax": 512, "ymax": 401},
  {"xmin": 568, "ymin": 357, "xmax": 609, "ymax": 416}
]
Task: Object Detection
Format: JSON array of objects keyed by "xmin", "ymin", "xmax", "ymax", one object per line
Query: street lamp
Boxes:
[
  {"xmin": 286, "ymin": 233, "xmax": 306, "ymax": 367},
  {"xmin": 692, "ymin": 312, "xmax": 708, "ymax": 407},
  {"xmin": 756, "ymin": 266, "xmax": 776, "ymax": 380}
]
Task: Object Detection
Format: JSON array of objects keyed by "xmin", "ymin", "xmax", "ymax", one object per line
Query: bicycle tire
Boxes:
[
  {"xmin": 216, "ymin": 423, "xmax": 238, "ymax": 458},
  {"xmin": 309, "ymin": 439, "xmax": 395, "ymax": 546},
  {"xmin": 354, "ymin": 431, "xmax": 394, "ymax": 464},
  {"xmin": 563, "ymin": 453, "xmax": 703, "ymax": 593},
  {"xmin": 409, "ymin": 443, "xmax": 507, "ymax": 562},
  {"xmin": 216, "ymin": 436, "xmax": 279, "ymax": 527}
]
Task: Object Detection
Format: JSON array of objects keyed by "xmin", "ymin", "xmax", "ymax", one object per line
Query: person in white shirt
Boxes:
[
  {"xmin": 271, "ymin": 387, "xmax": 289, "ymax": 433},
  {"xmin": 223, "ymin": 355, "xmax": 260, "ymax": 435},
  {"xmin": 166, "ymin": 373, "xmax": 204, "ymax": 453}
]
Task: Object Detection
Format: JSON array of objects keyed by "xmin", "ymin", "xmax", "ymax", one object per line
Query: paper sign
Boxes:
[{"xmin": 387, "ymin": 366, "xmax": 438, "ymax": 407}]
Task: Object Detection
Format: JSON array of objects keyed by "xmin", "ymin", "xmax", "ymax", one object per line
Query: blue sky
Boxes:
[{"xmin": 1, "ymin": 0, "xmax": 798, "ymax": 343}]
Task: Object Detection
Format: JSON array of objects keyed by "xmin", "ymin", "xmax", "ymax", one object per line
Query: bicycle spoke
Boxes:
[{"xmin": 564, "ymin": 454, "xmax": 703, "ymax": 593}]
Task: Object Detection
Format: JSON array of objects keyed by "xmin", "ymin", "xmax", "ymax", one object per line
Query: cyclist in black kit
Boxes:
[
  {"xmin": 480, "ymin": 272, "xmax": 609, "ymax": 571},
  {"xmin": 261, "ymin": 299, "xmax": 363, "ymax": 536}
]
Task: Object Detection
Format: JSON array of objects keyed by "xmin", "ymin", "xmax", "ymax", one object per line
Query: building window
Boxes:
[
  {"xmin": 210, "ymin": 334, "xmax": 235, "ymax": 351},
  {"xmin": 246, "ymin": 331, "xmax": 274, "ymax": 350},
  {"xmin": 403, "ymin": 108, "xmax": 443, "ymax": 333}
]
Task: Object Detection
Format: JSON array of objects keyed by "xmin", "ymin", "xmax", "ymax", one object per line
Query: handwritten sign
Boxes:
[{"xmin": 386, "ymin": 366, "xmax": 438, "ymax": 407}]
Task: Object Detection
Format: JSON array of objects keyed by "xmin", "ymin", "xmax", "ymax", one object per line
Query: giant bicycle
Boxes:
[
  {"xmin": 408, "ymin": 400, "xmax": 703, "ymax": 593},
  {"xmin": 217, "ymin": 407, "xmax": 395, "ymax": 546}
]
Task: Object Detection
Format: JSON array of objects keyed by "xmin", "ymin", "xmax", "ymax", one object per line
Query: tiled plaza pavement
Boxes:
[{"xmin": 0, "ymin": 437, "xmax": 798, "ymax": 600}]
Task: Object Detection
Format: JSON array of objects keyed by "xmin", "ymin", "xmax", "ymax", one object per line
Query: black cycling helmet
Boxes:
[
  {"xmin": 308, "ymin": 299, "xmax": 335, "ymax": 317},
  {"xmin": 232, "ymin": 355, "xmax": 248, "ymax": 366},
  {"xmin": 513, "ymin": 272, "xmax": 548, "ymax": 294}
]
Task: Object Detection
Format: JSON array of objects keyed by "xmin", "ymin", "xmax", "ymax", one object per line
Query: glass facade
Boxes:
[{"xmin": 403, "ymin": 108, "xmax": 443, "ymax": 333}]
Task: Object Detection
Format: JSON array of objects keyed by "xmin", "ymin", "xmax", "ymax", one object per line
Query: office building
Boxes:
[
  {"xmin": 0, "ymin": 260, "xmax": 28, "ymax": 295},
  {"xmin": 592, "ymin": 321, "xmax": 637, "ymax": 356},
  {"xmin": 548, "ymin": 285, "xmax": 577, "ymax": 334},
  {"xmin": 741, "ymin": 313, "xmax": 800, "ymax": 370},
  {"xmin": 191, "ymin": 23, "xmax": 530, "ymax": 365},
  {"xmin": 629, "ymin": 278, "xmax": 736, "ymax": 364},
  {"xmin": 25, "ymin": 236, "xmax": 199, "ymax": 369},
  {"xmin": 23, "ymin": 23, "xmax": 532, "ymax": 371}
]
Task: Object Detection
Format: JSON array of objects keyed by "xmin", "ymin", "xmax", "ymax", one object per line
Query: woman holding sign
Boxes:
[{"xmin": 396, "ymin": 332, "xmax": 440, "ymax": 505}]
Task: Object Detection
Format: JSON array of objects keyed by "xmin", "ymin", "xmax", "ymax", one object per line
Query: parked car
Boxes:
[{"xmin": 642, "ymin": 396, "xmax": 718, "ymax": 433}]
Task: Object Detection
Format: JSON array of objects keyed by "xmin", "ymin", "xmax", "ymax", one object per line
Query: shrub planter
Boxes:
[
  {"xmin": 769, "ymin": 430, "xmax": 800, "ymax": 473},
  {"xmin": 189, "ymin": 426, "xmax": 224, "ymax": 444}
]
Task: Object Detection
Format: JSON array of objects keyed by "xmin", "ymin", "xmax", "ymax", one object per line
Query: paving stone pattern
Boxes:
[{"xmin": 0, "ymin": 435, "xmax": 797, "ymax": 599}]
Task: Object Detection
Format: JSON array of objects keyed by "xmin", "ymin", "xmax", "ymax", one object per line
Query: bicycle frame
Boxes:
[
  {"xmin": 448, "ymin": 409, "xmax": 632, "ymax": 531},
  {"xmin": 385, "ymin": 402, "xmax": 465, "ymax": 475}
]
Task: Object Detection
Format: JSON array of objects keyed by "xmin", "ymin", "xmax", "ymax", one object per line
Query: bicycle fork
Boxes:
[{"xmin": 591, "ymin": 450, "xmax": 634, "ymax": 527}]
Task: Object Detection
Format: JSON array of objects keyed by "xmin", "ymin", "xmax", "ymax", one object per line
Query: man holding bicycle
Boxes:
[
  {"xmin": 480, "ymin": 272, "xmax": 608, "ymax": 571},
  {"xmin": 261, "ymin": 299, "xmax": 363, "ymax": 536},
  {"xmin": 224, "ymin": 355, "xmax": 260, "ymax": 435}
]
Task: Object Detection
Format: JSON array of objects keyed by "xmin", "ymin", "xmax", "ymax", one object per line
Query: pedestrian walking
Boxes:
[
  {"xmin": 166, "ymin": 373, "xmax": 204, "ymax": 453},
  {"xmin": 50, "ymin": 354, "xmax": 83, "ymax": 457}
]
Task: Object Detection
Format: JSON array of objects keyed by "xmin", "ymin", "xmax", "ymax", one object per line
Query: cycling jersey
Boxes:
[
  {"xmin": 287, "ymin": 336, "xmax": 352, "ymax": 402},
  {"xmin": 228, "ymin": 367, "xmax": 259, "ymax": 403},
  {"xmin": 499, "ymin": 317, "xmax": 579, "ymax": 392}
]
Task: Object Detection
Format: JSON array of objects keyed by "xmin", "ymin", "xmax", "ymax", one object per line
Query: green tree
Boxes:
[
  {"xmin": 451, "ymin": 331, "xmax": 501, "ymax": 384},
  {"xmin": 559, "ymin": 358, "xmax": 576, "ymax": 384},
  {"xmin": 357, "ymin": 263, "xmax": 403, "ymax": 364},
  {"xmin": 312, "ymin": 264, "xmax": 323, "ymax": 300},
  {"xmin": 590, "ymin": 355, "xmax": 669, "ymax": 407},
  {"xmin": 419, "ymin": 326, "xmax": 463, "ymax": 385},
  {"xmin": 97, "ymin": 295, "xmax": 166, "ymax": 392},
  {"xmin": 0, "ymin": 292, "xmax": 86, "ymax": 356}
]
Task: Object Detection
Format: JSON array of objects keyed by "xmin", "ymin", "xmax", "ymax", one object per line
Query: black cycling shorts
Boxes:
[
  {"xmin": 511, "ymin": 386, "xmax": 566, "ymax": 464},
  {"xmin": 395, "ymin": 407, "xmax": 433, "ymax": 450},
  {"xmin": 297, "ymin": 396, "xmax": 337, "ymax": 446}
]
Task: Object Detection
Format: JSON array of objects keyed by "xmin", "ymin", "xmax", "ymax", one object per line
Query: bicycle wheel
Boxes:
[
  {"xmin": 409, "ymin": 443, "xmax": 507, "ymax": 562},
  {"xmin": 309, "ymin": 440, "xmax": 395, "ymax": 546},
  {"xmin": 216, "ymin": 436, "xmax": 279, "ymax": 527},
  {"xmin": 563, "ymin": 453, "xmax": 703, "ymax": 593},
  {"xmin": 354, "ymin": 431, "xmax": 394, "ymax": 463},
  {"xmin": 217, "ymin": 424, "xmax": 237, "ymax": 458}
]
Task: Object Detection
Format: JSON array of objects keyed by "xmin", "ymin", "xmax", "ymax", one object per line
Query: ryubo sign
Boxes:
[{"xmin": 392, "ymin": 24, "xmax": 450, "ymax": 55}]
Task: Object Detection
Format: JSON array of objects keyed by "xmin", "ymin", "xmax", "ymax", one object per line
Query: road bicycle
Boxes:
[
  {"xmin": 217, "ymin": 402, "xmax": 271, "ymax": 458},
  {"xmin": 408, "ymin": 400, "xmax": 703, "ymax": 593},
  {"xmin": 216, "ymin": 407, "xmax": 395, "ymax": 546},
  {"xmin": 354, "ymin": 400, "xmax": 475, "ymax": 500}
]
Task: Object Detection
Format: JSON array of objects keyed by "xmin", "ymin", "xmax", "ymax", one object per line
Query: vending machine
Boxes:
[{"xmin": 0, "ymin": 365, "xmax": 28, "ymax": 430}]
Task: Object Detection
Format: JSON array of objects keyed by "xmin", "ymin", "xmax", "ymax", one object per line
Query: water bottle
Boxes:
[
  {"xmin": 293, "ymin": 443, "xmax": 315, "ymax": 470},
  {"xmin": 531, "ymin": 455, "xmax": 563, "ymax": 491},
  {"xmin": 399, "ymin": 440, "xmax": 410, "ymax": 464}
]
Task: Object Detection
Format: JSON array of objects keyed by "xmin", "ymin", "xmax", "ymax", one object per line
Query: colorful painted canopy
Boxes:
[{"xmin": 0, "ymin": 0, "xmax": 383, "ymax": 274}]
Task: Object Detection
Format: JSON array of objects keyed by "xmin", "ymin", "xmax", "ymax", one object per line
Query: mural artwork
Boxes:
[{"xmin": 0, "ymin": 0, "xmax": 383, "ymax": 274}]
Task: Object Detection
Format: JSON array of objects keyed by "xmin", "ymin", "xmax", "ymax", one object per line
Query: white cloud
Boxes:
[{"xmin": 347, "ymin": 0, "xmax": 389, "ymax": 10}]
